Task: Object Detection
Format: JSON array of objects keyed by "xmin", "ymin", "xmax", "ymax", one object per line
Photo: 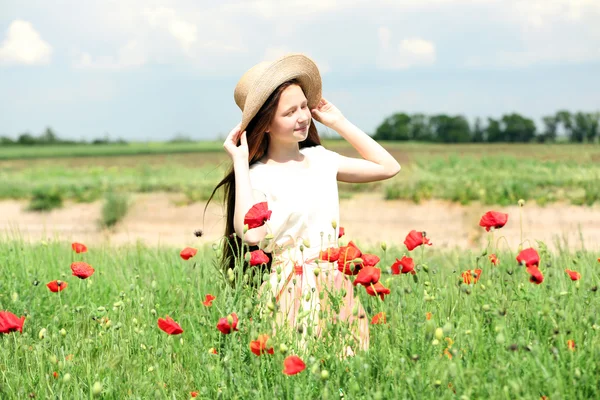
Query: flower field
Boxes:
[{"xmin": 1, "ymin": 204, "xmax": 599, "ymax": 399}]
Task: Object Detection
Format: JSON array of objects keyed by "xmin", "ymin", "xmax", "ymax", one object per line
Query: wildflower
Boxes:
[
  {"xmin": 92, "ymin": 381, "xmax": 103, "ymax": 396},
  {"xmin": 404, "ymin": 230, "xmax": 432, "ymax": 251},
  {"xmin": 361, "ymin": 253, "xmax": 380, "ymax": 267},
  {"xmin": 244, "ymin": 202, "xmax": 272, "ymax": 229},
  {"xmin": 526, "ymin": 265, "xmax": 544, "ymax": 284},
  {"xmin": 47, "ymin": 280, "xmax": 68, "ymax": 292},
  {"xmin": 391, "ymin": 256, "xmax": 415, "ymax": 275},
  {"xmin": 53, "ymin": 371, "xmax": 59, "ymax": 379},
  {"xmin": 157, "ymin": 316, "xmax": 184, "ymax": 335},
  {"xmin": 567, "ymin": 339, "xmax": 576, "ymax": 351},
  {"xmin": 248, "ymin": 249, "xmax": 269, "ymax": 266},
  {"xmin": 489, "ymin": 254, "xmax": 499, "ymax": 266},
  {"xmin": 249, "ymin": 334, "xmax": 274, "ymax": 356},
  {"xmin": 217, "ymin": 313, "xmax": 239, "ymax": 334},
  {"xmin": 479, "ymin": 211, "xmax": 508, "ymax": 232},
  {"xmin": 180, "ymin": 247, "xmax": 198, "ymax": 261},
  {"xmin": 426, "ymin": 312, "xmax": 432, "ymax": 320},
  {"xmin": 371, "ymin": 312, "xmax": 386, "ymax": 325},
  {"xmin": 202, "ymin": 294, "xmax": 216, "ymax": 307},
  {"xmin": 462, "ymin": 269, "xmax": 482, "ymax": 285},
  {"xmin": 338, "ymin": 226, "xmax": 345, "ymax": 238},
  {"xmin": 365, "ymin": 282, "xmax": 391, "ymax": 301},
  {"xmin": 565, "ymin": 269, "xmax": 581, "ymax": 281},
  {"xmin": 516, "ymin": 248, "xmax": 539, "ymax": 268},
  {"xmin": 191, "ymin": 392, "xmax": 199, "ymax": 398},
  {"xmin": 353, "ymin": 266, "xmax": 381, "ymax": 287},
  {"xmin": 282, "ymin": 355, "xmax": 306, "ymax": 375},
  {"xmin": 71, "ymin": 242, "xmax": 87, "ymax": 253},
  {"xmin": 71, "ymin": 261, "xmax": 95, "ymax": 279},
  {"xmin": 0, "ymin": 311, "xmax": 25, "ymax": 334},
  {"xmin": 319, "ymin": 247, "xmax": 340, "ymax": 262},
  {"xmin": 208, "ymin": 348, "xmax": 218, "ymax": 354},
  {"xmin": 337, "ymin": 241, "xmax": 362, "ymax": 275}
]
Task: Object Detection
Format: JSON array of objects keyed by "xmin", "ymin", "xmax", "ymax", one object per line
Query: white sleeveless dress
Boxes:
[{"xmin": 249, "ymin": 145, "xmax": 369, "ymax": 351}]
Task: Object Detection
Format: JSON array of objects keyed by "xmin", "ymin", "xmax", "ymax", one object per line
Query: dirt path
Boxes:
[{"xmin": 1, "ymin": 192, "xmax": 599, "ymax": 252}]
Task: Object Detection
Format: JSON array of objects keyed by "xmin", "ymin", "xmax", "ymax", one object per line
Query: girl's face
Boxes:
[{"xmin": 267, "ymin": 84, "xmax": 311, "ymax": 144}]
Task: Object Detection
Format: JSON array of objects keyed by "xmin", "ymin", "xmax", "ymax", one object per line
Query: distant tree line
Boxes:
[
  {"xmin": 0, "ymin": 127, "xmax": 129, "ymax": 146},
  {"xmin": 373, "ymin": 110, "xmax": 600, "ymax": 143}
]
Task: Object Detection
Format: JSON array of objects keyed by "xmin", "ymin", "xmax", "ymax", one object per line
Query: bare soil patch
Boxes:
[{"xmin": 1, "ymin": 192, "xmax": 599, "ymax": 252}]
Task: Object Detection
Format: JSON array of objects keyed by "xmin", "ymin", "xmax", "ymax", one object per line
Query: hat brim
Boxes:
[{"xmin": 240, "ymin": 54, "xmax": 322, "ymax": 133}]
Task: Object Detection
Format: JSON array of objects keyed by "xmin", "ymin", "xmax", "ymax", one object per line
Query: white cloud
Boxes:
[
  {"xmin": 143, "ymin": 7, "xmax": 198, "ymax": 55},
  {"xmin": 263, "ymin": 46, "xmax": 331, "ymax": 74},
  {"xmin": 74, "ymin": 40, "xmax": 146, "ymax": 70},
  {"xmin": 0, "ymin": 20, "xmax": 52, "ymax": 66},
  {"xmin": 377, "ymin": 27, "xmax": 436, "ymax": 69}
]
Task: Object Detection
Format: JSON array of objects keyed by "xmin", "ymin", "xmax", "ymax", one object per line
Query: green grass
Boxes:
[
  {"xmin": 1, "ymin": 232, "xmax": 599, "ymax": 399},
  {"xmin": 2, "ymin": 143, "xmax": 599, "ymax": 206},
  {"xmin": 0, "ymin": 142, "xmax": 224, "ymax": 160}
]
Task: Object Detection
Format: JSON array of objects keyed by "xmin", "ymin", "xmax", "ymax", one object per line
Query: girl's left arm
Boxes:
[{"xmin": 312, "ymin": 98, "xmax": 401, "ymax": 183}]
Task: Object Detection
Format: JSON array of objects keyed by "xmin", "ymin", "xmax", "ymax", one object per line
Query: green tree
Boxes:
[
  {"xmin": 500, "ymin": 113, "xmax": 537, "ymax": 142},
  {"xmin": 572, "ymin": 112, "xmax": 599, "ymax": 143},
  {"xmin": 373, "ymin": 113, "xmax": 411, "ymax": 141},
  {"xmin": 472, "ymin": 117, "xmax": 485, "ymax": 143},
  {"xmin": 542, "ymin": 115, "xmax": 558, "ymax": 142},
  {"xmin": 486, "ymin": 118, "xmax": 502, "ymax": 142},
  {"xmin": 429, "ymin": 114, "xmax": 471, "ymax": 143},
  {"xmin": 17, "ymin": 132, "xmax": 36, "ymax": 145}
]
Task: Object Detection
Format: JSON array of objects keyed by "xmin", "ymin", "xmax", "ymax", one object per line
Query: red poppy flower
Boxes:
[
  {"xmin": 71, "ymin": 242, "xmax": 87, "ymax": 253},
  {"xmin": 244, "ymin": 202, "xmax": 272, "ymax": 229},
  {"xmin": 0, "ymin": 311, "xmax": 25, "ymax": 334},
  {"xmin": 371, "ymin": 312, "xmax": 386, "ymax": 325},
  {"xmin": 250, "ymin": 334, "xmax": 274, "ymax": 356},
  {"xmin": 202, "ymin": 294, "xmax": 216, "ymax": 307},
  {"xmin": 391, "ymin": 256, "xmax": 415, "ymax": 275},
  {"xmin": 425, "ymin": 312, "xmax": 432, "ymax": 320},
  {"xmin": 462, "ymin": 269, "xmax": 482, "ymax": 284},
  {"xmin": 526, "ymin": 265, "xmax": 544, "ymax": 284},
  {"xmin": 71, "ymin": 261, "xmax": 95, "ymax": 279},
  {"xmin": 353, "ymin": 266, "xmax": 381, "ymax": 287},
  {"xmin": 180, "ymin": 247, "xmax": 198, "ymax": 260},
  {"xmin": 361, "ymin": 253, "xmax": 380, "ymax": 267},
  {"xmin": 249, "ymin": 249, "xmax": 269, "ymax": 266},
  {"xmin": 565, "ymin": 269, "xmax": 581, "ymax": 281},
  {"xmin": 365, "ymin": 282, "xmax": 391, "ymax": 301},
  {"xmin": 479, "ymin": 211, "xmax": 508, "ymax": 232},
  {"xmin": 338, "ymin": 226, "xmax": 345, "ymax": 238},
  {"xmin": 516, "ymin": 248, "xmax": 539, "ymax": 268},
  {"xmin": 47, "ymin": 280, "xmax": 68, "ymax": 292},
  {"xmin": 217, "ymin": 313, "xmax": 239, "ymax": 334},
  {"xmin": 567, "ymin": 339, "xmax": 575, "ymax": 351},
  {"xmin": 282, "ymin": 355, "xmax": 306, "ymax": 375},
  {"xmin": 337, "ymin": 241, "xmax": 362, "ymax": 275},
  {"xmin": 53, "ymin": 371, "xmax": 59, "ymax": 379},
  {"xmin": 404, "ymin": 230, "xmax": 432, "ymax": 251},
  {"xmin": 319, "ymin": 247, "xmax": 340, "ymax": 262},
  {"xmin": 191, "ymin": 392, "xmax": 198, "ymax": 398},
  {"xmin": 157, "ymin": 315, "xmax": 183, "ymax": 335},
  {"xmin": 489, "ymin": 254, "xmax": 499, "ymax": 266}
]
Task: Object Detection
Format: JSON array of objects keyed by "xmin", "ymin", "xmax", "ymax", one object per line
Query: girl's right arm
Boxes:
[{"xmin": 224, "ymin": 123, "xmax": 267, "ymax": 245}]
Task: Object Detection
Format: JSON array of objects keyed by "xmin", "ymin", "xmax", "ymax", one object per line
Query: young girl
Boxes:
[{"xmin": 210, "ymin": 53, "xmax": 400, "ymax": 353}]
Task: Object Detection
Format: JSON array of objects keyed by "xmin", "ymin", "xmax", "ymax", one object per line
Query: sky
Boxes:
[{"xmin": 1, "ymin": 0, "xmax": 599, "ymax": 141}]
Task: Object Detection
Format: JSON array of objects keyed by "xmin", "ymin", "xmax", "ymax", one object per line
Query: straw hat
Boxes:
[{"xmin": 234, "ymin": 53, "xmax": 322, "ymax": 132}]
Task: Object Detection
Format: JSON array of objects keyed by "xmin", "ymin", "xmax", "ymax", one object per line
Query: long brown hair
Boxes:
[{"xmin": 205, "ymin": 79, "xmax": 322, "ymax": 282}]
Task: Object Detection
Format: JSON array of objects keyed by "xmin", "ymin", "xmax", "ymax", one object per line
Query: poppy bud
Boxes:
[
  {"xmin": 518, "ymin": 199, "xmax": 525, "ymax": 207},
  {"xmin": 265, "ymin": 233, "xmax": 274, "ymax": 240},
  {"xmin": 304, "ymin": 292, "xmax": 311, "ymax": 302},
  {"xmin": 279, "ymin": 343, "xmax": 288, "ymax": 354},
  {"xmin": 423, "ymin": 265, "xmax": 429, "ymax": 273},
  {"xmin": 39, "ymin": 328, "xmax": 47, "ymax": 340},
  {"xmin": 313, "ymin": 267, "xmax": 320, "ymax": 277},
  {"xmin": 435, "ymin": 328, "xmax": 444, "ymax": 340},
  {"xmin": 340, "ymin": 289, "xmax": 347, "ymax": 298},
  {"xmin": 434, "ymin": 380, "xmax": 441, "ymax": 388},
  {"xmin": 151, "ymin": 309, "xmax": 157, "ymax": 316},
  {"xmin": 227, "ymin": 269, "xmax": 235, "ymax": 282},
  {"xmin": 331, "ymin": 220, "xmax": 337, "ymax": 230},
  {"xmin": 431, "ymin": 339, "xmax": 439, "ymax": 346},
  {"xmin": 381, "ymin": 242, "xmax": 387, "ymax": 251},
  {"xmin": 299, "ymin": 244, "xmax": 304, "ymax": 252},
  {"xmin": 244, "ymin": 252, "xmax": 251, "ymax": 262},
  {"xmin": 92, "ymin": 381, "xmax": 103, "ymax": 396},
  {"xmin": 303, "ymin": 238, "xmax": 311, "ymax": 248},
  {"xmin": 243, "ymin": 224, "xmax": 249, "ymax": 234},
  {"xmin": 321, "ymin": 370, "xmax": 329, "ymax": 380},
  {"xmin": 60, "ymin": 328, "xmax": 67, "ymax": 337},
  {"xmin": 63, "ymin": 373, "xmax": 71, "ymax": 383},
  {"xmin": 267, "ymin": 301, "xmax": 275, "ymax": 312}
]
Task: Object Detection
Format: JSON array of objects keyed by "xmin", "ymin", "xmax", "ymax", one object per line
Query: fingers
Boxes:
[{"xmin": 240, "ymin": 131, "xmax": 248, "ymax": 147}]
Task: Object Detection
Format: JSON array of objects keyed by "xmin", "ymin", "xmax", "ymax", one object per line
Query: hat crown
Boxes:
[{"xmin": 234, "ymin": 61, "xmax": 270, "ymax": 111}]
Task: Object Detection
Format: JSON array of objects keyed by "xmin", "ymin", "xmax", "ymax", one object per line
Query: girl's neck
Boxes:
[{"xmin": 263, "ymin": 142, "xmax": 303, "ymax": 164}]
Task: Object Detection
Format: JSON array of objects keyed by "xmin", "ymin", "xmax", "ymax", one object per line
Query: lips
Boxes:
[{"xmin": 295, "ymin": 125, "xmax": 308, "ymax": 131}]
